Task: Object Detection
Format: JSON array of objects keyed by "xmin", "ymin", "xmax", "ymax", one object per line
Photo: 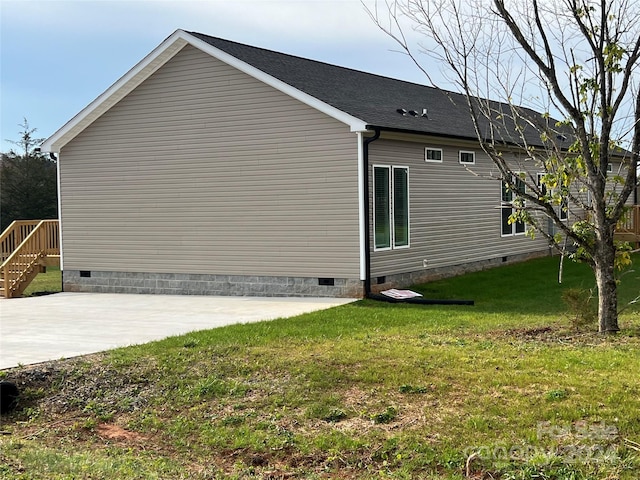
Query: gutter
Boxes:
[{"xmin": 360, "ymin": 127, "xmax": 474, "ymax": 307}]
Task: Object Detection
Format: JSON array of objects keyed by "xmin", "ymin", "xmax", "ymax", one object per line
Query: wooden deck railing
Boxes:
[
  {"xmin": 0, "ymin": 220, "xmax": 43, "ymax": 263},
  {"xmin": 0, "ymin": 220, "xmax": 60, "ymax": 298},
  {"xmin": 615, "ymin": 206, "xmax": 640, "ymax": 243}
]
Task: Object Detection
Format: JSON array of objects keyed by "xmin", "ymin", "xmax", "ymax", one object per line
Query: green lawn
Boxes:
[
  {"xmin": 21, "ymin": 266, "xmax": 62, "ymax": 297},
  {"xmin": 1, "ymin": 256, "xmax": 640, "ymax": 479}
]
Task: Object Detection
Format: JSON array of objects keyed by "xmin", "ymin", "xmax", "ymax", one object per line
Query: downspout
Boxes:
[{"xmin": 362, "ymin": 128, "xmax": 381, "ymax": 297}]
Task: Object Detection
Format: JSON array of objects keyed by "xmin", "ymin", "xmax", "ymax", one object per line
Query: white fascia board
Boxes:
[
  {"xmin": 183, "ymin": 31, "xmax": 368, "ymax": 133},
  {"xmin": 42, "ymin": 29, "xmax": 368, "ymax": 152},
  {"xmin": 41, "ymin": 30, "xmax": 190, "ymax": 152}
]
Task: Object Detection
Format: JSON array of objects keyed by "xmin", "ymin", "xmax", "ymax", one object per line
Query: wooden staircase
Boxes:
[{"xmin": 0, "ymin": 220, "xmax": 60, "ymax": 298}]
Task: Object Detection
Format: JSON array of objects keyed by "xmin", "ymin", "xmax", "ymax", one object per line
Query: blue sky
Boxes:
[{"xmin": 0, "ymin": 0, "xmax": 436, "ymax": 153}]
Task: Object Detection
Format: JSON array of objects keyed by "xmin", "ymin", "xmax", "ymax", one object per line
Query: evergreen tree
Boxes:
[{"xmin": 1, "ymin": 119, "xmax": 58, "ymax": 231}]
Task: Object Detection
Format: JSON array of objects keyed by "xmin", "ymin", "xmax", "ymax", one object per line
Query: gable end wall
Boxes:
[{"xmin": 59, "ymin": 45, "xmax": 361, "ymax": 295}]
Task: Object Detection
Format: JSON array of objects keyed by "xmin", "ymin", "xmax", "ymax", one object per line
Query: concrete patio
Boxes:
[{"xmin": 0, "ymin": 292, "xmax": 356, "ymax": 369}]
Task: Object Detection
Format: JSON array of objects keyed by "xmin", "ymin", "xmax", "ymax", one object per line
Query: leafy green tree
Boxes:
[
  {"xmin": 1, "ymin": 119, "xmax": 58, "ymax": 231},
  {"xmin": 370, "ymin": 0, "xmax": 640, "ymax": 333}
]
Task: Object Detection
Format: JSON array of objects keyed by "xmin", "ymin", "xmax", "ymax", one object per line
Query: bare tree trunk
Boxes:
[{"xmin": 593, "ymin": 236, "xmax": 620, "ymax": 334}]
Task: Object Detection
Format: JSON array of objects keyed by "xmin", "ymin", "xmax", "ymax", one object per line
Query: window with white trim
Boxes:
[
  {"xmin": 425, "ymin": 147, "xmax": 443, "ymax": 163},
  {"xmin": 459, "ymin": 150, "xmax": 475, "ymax": 165},
  {"xmin": 501, "ymin": 175, "xmax": 526, "ymax": 236},
  {"xmin": 374, "ymin": 165, "xmax": 409, "ymax": 250}
]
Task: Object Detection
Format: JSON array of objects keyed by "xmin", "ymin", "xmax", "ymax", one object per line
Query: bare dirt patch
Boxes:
[{"xmin": 95, "ymin": 423, "xmax": 147, "ymax": 442}]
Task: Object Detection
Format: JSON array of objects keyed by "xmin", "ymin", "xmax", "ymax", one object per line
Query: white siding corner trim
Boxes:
[
  {"xmin": 357, "ymin": 132, "xmax": 366, "ymax": 281},
  {"xmin": 42, "ymin": 29, "xmax": 368, "ymax": 153},
  {"xmin": 56, "ymin": 153, "xmax": 64, "ymax": 270}
]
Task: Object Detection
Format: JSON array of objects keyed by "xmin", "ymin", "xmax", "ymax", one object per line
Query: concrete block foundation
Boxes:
[{"xmin": 63, "ymin": 270, "xmax": 364, "ymax": 298}]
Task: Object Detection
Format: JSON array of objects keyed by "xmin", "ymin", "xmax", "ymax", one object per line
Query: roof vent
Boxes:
[{"xmin": 397, "ymin": 108, "xmax": 429, "ymax": 118}]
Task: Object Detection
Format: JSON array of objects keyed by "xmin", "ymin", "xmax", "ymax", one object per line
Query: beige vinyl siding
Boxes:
[
  {"xmin": 369, "ymin": 138, "xmax": 550, "ymax": 277},
  {"xmin": 59, "ymin": 45, "xmax": 360, "ymax": 277}
]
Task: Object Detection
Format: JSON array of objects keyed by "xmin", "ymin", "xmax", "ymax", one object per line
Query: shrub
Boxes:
[{"xmin": 562, "ymin": 288, "xmax": 597, "ymax": 331}]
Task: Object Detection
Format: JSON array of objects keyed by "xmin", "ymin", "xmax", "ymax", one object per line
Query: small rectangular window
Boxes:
[
  {"xmin": 607, "ymin": 163, "xmax": 613, "ymax": 173},
  {"xmin": 425, "ymin": 148, "xmax": 443, "ymax": 163},
  {"xmin": 459, "ymin": 150, "xmax": 475, "ymax": 165}
]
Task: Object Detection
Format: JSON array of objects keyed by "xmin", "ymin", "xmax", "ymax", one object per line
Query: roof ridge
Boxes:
[{"xmin": 186, "ymin": 30, "xmax": 456, "ymax": 94}]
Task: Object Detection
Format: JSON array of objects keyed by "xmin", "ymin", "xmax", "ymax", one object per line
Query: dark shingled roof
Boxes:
[{"xmin": 189, "ymin": 31, "xmax": 558, "ymax": 146}]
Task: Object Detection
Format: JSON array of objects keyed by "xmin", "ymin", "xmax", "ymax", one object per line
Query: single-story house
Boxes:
[{"xmin": 41, "ymin": 29, "xmax": 559, "ymax": 297}]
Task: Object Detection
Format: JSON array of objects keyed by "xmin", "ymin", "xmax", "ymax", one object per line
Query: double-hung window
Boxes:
[
  {"xmin": 374, "ymin": 165, "xmax": 409, "ymax": 250},
  {"xmin": 501, "ymin": 175, "xmax": 526, "ymax": 236}
]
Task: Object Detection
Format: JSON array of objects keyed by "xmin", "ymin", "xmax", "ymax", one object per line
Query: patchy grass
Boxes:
[
  {"xmin": 2, "ymin": 256, "xmax": 640, "ymax": 479},
  {"xmin": 21, "ymin": 266, "xmax": 62, "ymax": 297}
]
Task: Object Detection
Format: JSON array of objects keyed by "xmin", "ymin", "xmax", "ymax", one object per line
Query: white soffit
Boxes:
[{"xmin": 42, "ymin": 29, "xmax": 368, "ymax": 152}]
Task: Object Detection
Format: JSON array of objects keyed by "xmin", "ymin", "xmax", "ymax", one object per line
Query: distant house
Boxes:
[{"xmin": 41, "ymin": 29, "xmax": 557, "ymax": 297}]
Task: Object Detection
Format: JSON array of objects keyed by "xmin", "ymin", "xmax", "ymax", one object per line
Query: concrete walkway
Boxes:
[{"xmin": 0, "ymin": 293, "xmax": 356, "ymax": 369}]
